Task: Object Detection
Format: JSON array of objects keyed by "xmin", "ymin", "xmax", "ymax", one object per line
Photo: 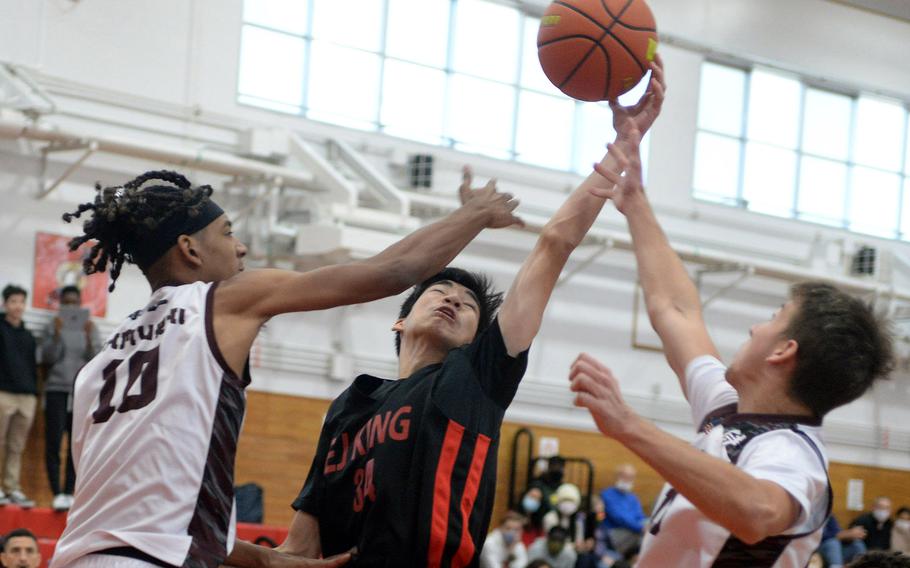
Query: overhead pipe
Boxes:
[{"xmin": 0, "ymin": 117, "xmax": 316, "ymax": 188}]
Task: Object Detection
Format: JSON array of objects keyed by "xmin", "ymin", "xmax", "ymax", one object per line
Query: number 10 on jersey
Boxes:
[{"xmin": 92, "ymin": 347, "xmax": 161, "ymax": 424}]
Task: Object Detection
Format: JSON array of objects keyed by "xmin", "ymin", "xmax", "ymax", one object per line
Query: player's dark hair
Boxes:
[
  {"xmin": 786, "ymin": 282, "xmax": 894, "ymax": 417},
  {"xmin": 848, "ymin": 551, "xmax": 910, "ymax": 568},
  {"xmin": 62, "ymin": 170, "xmax": 216, "ymax": 291},
  {"xmin": 500, "ymin": 510, "xmax": 527, "ymax": 526},
  {"xmin": 60, "ymin": 285, "xmax": 81, "ymax": 298},
  {"xmin": 2, "ymin": 528, "xmax": 38, "ymax": 551},
  {"xmin": 394, "ymin": 267, "xmax": 502, "ymax": 354},
  {"xmin": 526, "ymin": 561, "xmax": 555, "ymax": 568},
  {"xmin": 2, "ymin": 284, "xmax": 27, "ymax": 302},
  {"xmin": 547, "ymin": 525, "xmax": 570, "ymax": 541}
]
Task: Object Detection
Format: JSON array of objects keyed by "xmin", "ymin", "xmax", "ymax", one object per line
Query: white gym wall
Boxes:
[{"xmin": 1, "ymin": 0, "xmax": 909, "ymax": 468}]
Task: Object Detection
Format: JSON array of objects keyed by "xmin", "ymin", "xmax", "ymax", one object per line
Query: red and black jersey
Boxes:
[{"xmin": 293, "ymin": 318, "xmax": 528, "ymax": 567}]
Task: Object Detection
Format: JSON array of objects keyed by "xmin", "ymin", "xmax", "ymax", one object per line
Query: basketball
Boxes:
[{"xmin": 537, "ymin": 0, "xmax": 658, "ymax": 102}]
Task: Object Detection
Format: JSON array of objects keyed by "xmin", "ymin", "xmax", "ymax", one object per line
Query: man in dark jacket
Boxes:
[
  {"xmin": 851, "ymin": 496, "xmax": 894, "ymax": 551},
  {"xmin": 0, "ymin": 285, "xmax": 38, "ymax": 507}
]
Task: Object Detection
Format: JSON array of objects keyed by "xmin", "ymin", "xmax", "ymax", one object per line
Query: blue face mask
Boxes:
[
  {"xmin": 522, "ymin": 496, "xmax": 541, "ymax": 513},
  {"xmin": 502, "ymin": 531, "xmax": 516, "ymax": 546}
]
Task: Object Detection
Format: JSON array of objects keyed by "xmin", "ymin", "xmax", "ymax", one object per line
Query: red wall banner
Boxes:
[{"xmin": 32, "ymin": 232, "xmax": 109, "ymax": 317}]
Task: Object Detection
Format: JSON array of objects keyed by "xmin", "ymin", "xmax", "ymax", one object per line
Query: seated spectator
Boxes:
[
  {"xmin": 541, "ymin": 483, "xmax": 581, "ymax": 537},
  {"xmin": 893, "ymin": 507, "xmax": 910, "ymax": 555},
  {"xmin": 582, "ymin": 495, "xmax": 622, "ymax": 568},
  {"xmin": 847, "ymin": 550, "xmax": 910, "ymax": 568},
  {"xmin": 481, "ymin": 511, "xmax": 528, "ymax": 568},
  {"xmin": 527, "ymin": 526, "xmax": 576, "ymax": 568},
  {"xmin": 818, "ymin": 514, "xmax": 867, "ymax": 567},
  {"xmin": 599, "ymin": 464, "xmax": 645, "ymax": 557},
  {"xmin": 529, "ymin": 456, "xmax": 566, "ymax": 519},
  {"xmin": 852, "ymin": 497, "xmax": 895, "ymax": 551},
  {"xmin": 519, "ymin": 487, "xmax": 546, "ymax": 546},
  {"xmin": 1, "ymin": 528, "xmax": 41, "ymax": 568}
]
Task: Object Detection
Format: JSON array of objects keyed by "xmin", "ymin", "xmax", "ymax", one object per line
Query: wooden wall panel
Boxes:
[{"xmin": 19, "ymin": 390, "xmax": 910, "ymax": 530}]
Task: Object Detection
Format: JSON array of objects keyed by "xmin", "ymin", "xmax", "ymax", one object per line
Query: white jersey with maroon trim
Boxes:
[
  {"xmin": 51, "ymin": 282, "xmax": 249, "ymax": 568},
  {"xmin": 637, "ymin": 356, "xmax": 830, "ymax": 568}
]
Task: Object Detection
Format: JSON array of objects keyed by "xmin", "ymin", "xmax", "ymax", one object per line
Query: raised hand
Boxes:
[
  {"xmin": 610, "ymin": 52, "xmax": 666, "ymax": 143},
  {"xmin": 588, "ymin": 122, "xmax": 645, "ymax": 214},
  {"xmin": 569, "ymin": 353, "xmax": 635, "ymax": 440},
  {"xmin": 458, "ymin": 165, "xmax": 524, "ymax": 229}
]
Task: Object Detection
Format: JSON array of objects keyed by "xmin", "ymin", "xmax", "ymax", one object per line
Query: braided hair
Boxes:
[{"xmin": 62, "ymin": 170, "xmax": 216, "ymax": 291}]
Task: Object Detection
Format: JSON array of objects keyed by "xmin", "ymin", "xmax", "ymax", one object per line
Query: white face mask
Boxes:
[
  {"xmin": 896, "ymin": 519, "xmax": 910, "ymax": 532},
  {"xmin": 558, "ymin": 501, "xmax": 578, "ymax": 516},
  {"xmin": 616, "ymin": 480, "xmax": 634, "ymax": 493},
  {"xmin": 873, "ymin": 509, "xmax": 890, "ymax": 523}
]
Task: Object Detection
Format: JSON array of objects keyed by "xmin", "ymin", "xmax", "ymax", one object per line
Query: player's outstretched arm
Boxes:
[
  {"xmin": 496, "ymin": 58, "xmax": 667, "ymax": 357},
  {"xmin": 220, "ymin": 172, "xmax": 522, "ymax": 322},
  {"xmin": 590, "ymin": 78, "xmax": 719, "ymax": 393},
  {"xmin": 223, "ymin": 537, "xmax": 351, "ymax": 567},
  {"xmin": 570, "ymin": 353, "xmax": 801, "ymax": 545}
]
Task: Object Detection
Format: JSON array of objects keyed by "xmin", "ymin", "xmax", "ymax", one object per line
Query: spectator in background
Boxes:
[
  {"xmin": 481, "ymin": 511, "xmax": 528, "ymax": 568},
  {"xmin": 818, "ymin": 515, "xmax": 867, "ymax": 567},
  {"xmin": 847, "ymin": 550, "xmax": 910, "ymax": 568},
  {"xmin": 892, "ymin": 507, "xmax": 910, "ymax": 555},
  {"xmin": 527, "ymin": 526, "xmax": 576, "ymax": 568},
  {"xmin": 580, "ymin": 495, "xmax": 623, "ymax": 568},
  {"xmin": 852, "ymin": 497, "xmax": 894, "ymax": 551},
  {"xmin": 519, "ymin": 487, "xmax": 547, "ymax": 545},
  {"xmin": 599, "ymin": 463, "xmax": 646, "ymax": 557},
  {"xmin": 41, "ymin": 285, "xmax": 100, "ymax": 512},
  {"xmin": 542, "ymin": 483, "xmax": 582, "ymax": 537},
  {"xmin": 530, "ymin": 456, "xmax": 566, "ymax": 518},
  {"xmin": 1, "ymin": 528, "xmax": 41, "ymax": 568},
  {"xmin": 0, "ymin": 285, "xmax": 37, "ymax": 508}
]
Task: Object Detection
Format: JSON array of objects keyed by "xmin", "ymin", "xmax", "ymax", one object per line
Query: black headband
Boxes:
[{"xmin": 131, "ymin": 198, "xmax": 225, "ymax": 270}]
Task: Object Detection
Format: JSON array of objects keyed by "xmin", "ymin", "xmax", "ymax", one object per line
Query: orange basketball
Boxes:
[{"xmin": 537, "ymin": 0, "xmax": 658, "ymax": 102}]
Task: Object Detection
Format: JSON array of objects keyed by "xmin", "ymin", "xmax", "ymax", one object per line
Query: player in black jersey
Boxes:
[
  {"xmin": 279, "ymin": 64, "xmax": 667, "ymax": 567},
  {"xmin": 57, "ymin": 170, "xmax": 521, "ymax": 568}
]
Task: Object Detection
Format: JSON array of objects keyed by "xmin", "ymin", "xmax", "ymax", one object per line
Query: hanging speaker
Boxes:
[{"xmin": 407, "ymin": 154, "xmax": 433, "ymax": 189}]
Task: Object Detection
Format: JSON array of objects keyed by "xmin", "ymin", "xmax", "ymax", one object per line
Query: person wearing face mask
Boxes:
[
  {"xmin": 530, "ymin": 456, "xmax": 567, "ymax": 518},
  {"xmin": 599, "ymin": 464, "xmax": 646, "ymax": 558},
  {"xmin": 480, "ymin": 511, "xmax": 528, "ymax": 568},
  {"xmin": 851, "ymin": 497, "xmax": 894, "ymax": 551},
  {"xmin": 891, "ymin": 507, "xmax": 910, "ymax": 554},
  {"xmin": 542, "ymin": 483, "xmax": 583, "ymax": 539},
  {"xmin": 519, "ymin": 487, "xmax": 547, "ymax": 545}
]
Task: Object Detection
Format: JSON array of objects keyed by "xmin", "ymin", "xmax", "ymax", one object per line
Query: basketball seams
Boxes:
[
  {"xmin": 547, "ymin": 0, "xmax": 650, "ymax": 77},
  {"xmin": 556, "ymin": 33, "xmax": 608, "ymax": 89},
  {"xmin": 539, "ymin": 0, "xmax": 654, "ymax": 99},
  {"xmin": 599, "ymin": 0, "xmax": 657, "ymax": 32},
  {"xmin": 538, "ymin": 33, "xmax": 610, "ymax": 49}
]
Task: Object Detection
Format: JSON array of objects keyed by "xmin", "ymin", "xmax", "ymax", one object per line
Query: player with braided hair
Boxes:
[{"xmin": 51, "ymin": 169, "xmax": 522, "ymax": 568}]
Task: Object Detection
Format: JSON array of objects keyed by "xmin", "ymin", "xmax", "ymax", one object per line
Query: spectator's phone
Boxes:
[{"xmin": 59, "ymin": 305, "xmax": 90, "ymax": 331}]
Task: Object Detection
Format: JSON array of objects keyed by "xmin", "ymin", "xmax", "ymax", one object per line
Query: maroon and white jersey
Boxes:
[{"xmin": 51, "ymin": 282, "xmax": 250, "ymax": 568}]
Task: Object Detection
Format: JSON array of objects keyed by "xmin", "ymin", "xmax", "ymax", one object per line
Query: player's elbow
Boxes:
[
  {"xmin": 732, "ymin": 502, "xmax": 781, "ymax": 545},
  {"xmin": 539, "ymin": 226, "xmax": 578, "ymax": 258},
  {"xmin": 368, "ymin": 257, "xmax": 423, "ymax": 295}
]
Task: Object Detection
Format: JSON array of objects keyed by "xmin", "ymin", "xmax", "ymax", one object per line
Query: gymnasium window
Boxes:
[
  {"xmin": 237, "ymin": 0, "xmax": 650, "ymax": 175},
  {"xmin": 694, "ymin": 61, "xmax": 910, "ymax": 240}
]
